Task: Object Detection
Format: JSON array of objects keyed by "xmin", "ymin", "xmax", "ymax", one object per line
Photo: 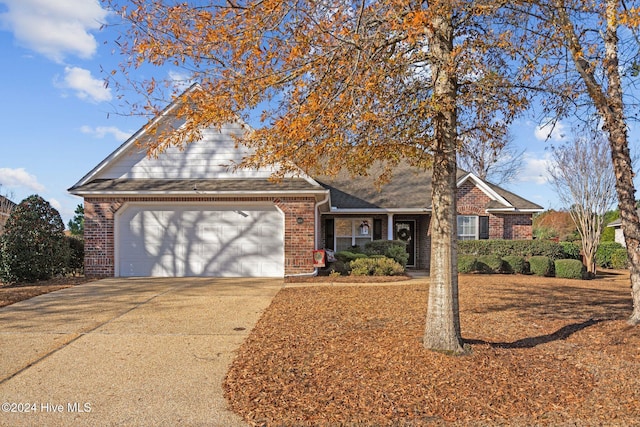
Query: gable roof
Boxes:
[
  {"xmin": 68, "ymin": 85, "xmax": 326, "ymax": 199},
  {"xmin": 315, "ymin": 162, "xmax": 543, "ymax": 213},
  {"xmin": 69, "ymin": 86, "xmax": 542, "ymax": 214}
]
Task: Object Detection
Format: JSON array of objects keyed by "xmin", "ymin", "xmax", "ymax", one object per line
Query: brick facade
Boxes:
[
  {"xmin": 84, "ymin": 196, "xmax": 316, "ymax": 278},
  {"xmin": 84, "ymin": 181, "xmax": 534, "ymax": 277}
]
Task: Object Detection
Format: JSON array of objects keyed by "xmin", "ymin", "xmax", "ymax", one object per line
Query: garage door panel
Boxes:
[{"xmin": 117, "ymin": 205, "xmax": 284, "ymax": 277}]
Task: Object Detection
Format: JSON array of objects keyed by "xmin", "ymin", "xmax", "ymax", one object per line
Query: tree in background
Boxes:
[
  {"xmin": 457, "ymin": 131, "xmax": 524, "ymax": 185},
  {"xmin": 107, "ymin": 0, "xmax": 530, "ymax": 352},
  {"xmin": 0, "ymin": 195, "xmax": 67, "ymax": 283},
  {"xmin": 547, "ymin": 134, "xmax": 617, "ymax": 276},
  {"xmin": 67, "ymin": 204, "xmax": 84, "ymax": 236},
  {"xmin": 533, "ymin": 209, "xmax": 579, "ymax": 241}
]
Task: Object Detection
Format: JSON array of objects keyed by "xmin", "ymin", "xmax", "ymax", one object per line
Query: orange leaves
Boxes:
[{"xmin": 224, "ymin": 275, "xmax": 640, "ymax": 425}]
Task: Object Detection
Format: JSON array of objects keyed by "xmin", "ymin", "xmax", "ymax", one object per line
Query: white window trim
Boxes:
[
  {"xmin": 335, "ymin": 217, "xmax": 374, "ymax": 250},
  {"xmin": 457, "ymin": 215, "xmax": 479, "ymax": 240}
]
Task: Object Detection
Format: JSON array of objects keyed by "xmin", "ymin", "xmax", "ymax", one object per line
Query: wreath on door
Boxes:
[{"xmin": 397, "ymin": 229, "xmax": 410, "ymax": 240}]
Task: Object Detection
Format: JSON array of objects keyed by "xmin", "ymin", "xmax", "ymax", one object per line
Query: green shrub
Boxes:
[
  {"xmin": 595, "ymin": 242, "xmax": 624, "ymax": 268},
  {"xmin": 476, "ymin": 255, "xmax": 505, "ymax": 273},
  {"xmin": 611, "ymin": 248, "xmax": 628, "ymax": 269},
  {"xmin": 458, "ymin": 255, "xmax": 479, "ymax": 273},
  {"xmin": 458, "ymin": 240, "xmax": 565, "ymax": 260},
  {"xmin": 350, "ymin": 257, "xmax": 405, "ymax": 276},
  {"xmin": 529, "ymin": 256, "xmax": 554, "ymax": 277},
  {"xmin": 560, "ymin": 241, "xmax": 581, "ymax": 260},
  {"xmin": 65, "ymin": 236, "xmax": 84, "ymax": 275},
  {"xmin": 364, "ymin": 240, "xmax": 408, "ymax": 267},
  {"xmin": 554, "ymin": 259, "xmax": 586, "ymax": 279},
  {"xmin": 502, "ymin": 256, "xmax": 528, "ymax": 274},
  {"xmin": 335, "ymin": 251, "xmax": 368, "ymax": 263},
  {"xmin": 0, "ymin": 195, "xmax": 67, "ymax": 283},
  {"xmin": 329, "ymin": 260, "xmax": 351, "ymax": 275}
]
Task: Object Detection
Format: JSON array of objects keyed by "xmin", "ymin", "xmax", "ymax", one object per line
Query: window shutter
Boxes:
[
  {"xmin": 373, "ymin": 218, "xmax": 382, "ymax": 240},
  {"xmin": 324, "ymin": 218, "xmax": 335, "ymax": 250},
  {"xmin": 479, "ymin": 216, "xmax": 489, "ymax": 240}
]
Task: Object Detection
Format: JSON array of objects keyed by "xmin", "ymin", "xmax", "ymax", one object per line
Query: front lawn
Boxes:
[{"xmin": 224, "ymin": 271, "xmax": 640, "ymax": 426}]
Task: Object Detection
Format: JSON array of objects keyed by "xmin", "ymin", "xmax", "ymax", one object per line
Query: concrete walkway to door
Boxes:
[{"xmin": 0, "ymin": 277, "xmax": 282, "ymax": 426}]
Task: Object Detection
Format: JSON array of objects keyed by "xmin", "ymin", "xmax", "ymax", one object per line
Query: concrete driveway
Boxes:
[{"xmin": 0, "ymin": 277, "xmax": 282, "ymax": 426}]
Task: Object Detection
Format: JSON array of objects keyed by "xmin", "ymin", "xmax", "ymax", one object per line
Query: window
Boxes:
[
  {"xmin": 457, "ymin": 215, "xmax": 490, "ymax": 240},
  {"xmin": 335, "ymin": 218, "xmax": 374, "ymax": 251}
]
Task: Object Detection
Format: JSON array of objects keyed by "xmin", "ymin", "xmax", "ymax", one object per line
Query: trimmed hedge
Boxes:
[
  {"xmin": 503, "ymin": 256, "xmax": 528, "ymax": 274},
  {"xmin": 476, "ymin": 255, "xmax": 505, "ymax": 273},
  {"xmin": 350, "ymin": 257, "xmax": 405, "ymax": 276},
  {"xmin": 364, "ymin": 240, "xmax": 409, "ymax": 267},
  {"xmin": 529, "ymin": 256, "xmax": 554, "ymax": 277},
  {"xmin": 555, "ymin": 259, "xmax": 586, "ymax": 279},
  {"xmin": 458, "ymin": 255, "xmax": 479, "ymax": 273},
  {"xmin": 458, "ymin": 239, "xmax": 565, "ymax": 260},
  {"xmin": 559, "ymin": 241, "xmax": 581, "ymax": 260},
  {"xmin": 611, "ymin": 248, "xmax": 628, "ymax": 269},
  {"xmin": 595, "ymin": 242, "xmax": 624, "ymax": 268}
]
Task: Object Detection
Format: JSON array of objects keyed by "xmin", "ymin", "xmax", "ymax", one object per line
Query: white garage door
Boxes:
[{"xmin": 116, "ymin": 204, "xmax": 284, "ymax": 277}]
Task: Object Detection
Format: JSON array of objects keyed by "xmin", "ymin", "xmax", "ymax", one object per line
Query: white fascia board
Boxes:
[
  {"xmin": 457, "ymin": 173, "xmax": 513, "ymax": 208},
  {"xmin": 329, "ymin": 208, "xmax": 430, "ymax": 214},
  {"xmin": 72, "ymin": 189, "xmax": 329, "ymax": 198},
  {"xmin": 486, "ymin": 207, "xmax": 545, "ymax": 213},
  {"xmin": 70, "ymin": 85, "xmax": 202, "ymax": 189}
]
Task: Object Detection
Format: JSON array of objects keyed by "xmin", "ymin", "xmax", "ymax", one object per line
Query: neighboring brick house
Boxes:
[
  {"xmin": 0, "ymin": 195, "xmax": 17, "ymax": 236},
  {"xmin": 69, "ymin": 93, "xmax": 543, "ymax": 278}
]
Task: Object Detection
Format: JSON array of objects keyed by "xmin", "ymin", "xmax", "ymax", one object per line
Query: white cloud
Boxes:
[
  {"xmin": 517, "ymin": 152, "xmax": 553, "ymax": 185},
  {"xmin": 80, "ymin": 125, "xmax": 130, "ymax": 141},
  {"xmin": 0, "ymin": 168, "xmax": 46, "ymax": 193},
  {"xmin": 0, "ymin": 0, "xmax": 108, "ymax": 63},
  {"xmin": 534, "ymin": 120, "xmax": 569, "ymax": 142},
  {"xmin": 49, "ymin": 198, "xmax": 62, "ymax": 212},
  {"xmin": 168, "ymin": 70, "xmax": 194, "ymax": 92},
  {"xmin": 57, "ymin": 66, "xmax": 112, "ymax": 103}
]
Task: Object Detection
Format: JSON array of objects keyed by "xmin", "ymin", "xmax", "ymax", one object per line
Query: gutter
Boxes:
[{"xmin": 284, "ymin": 190, "xmax": 331, "ymax": 279}]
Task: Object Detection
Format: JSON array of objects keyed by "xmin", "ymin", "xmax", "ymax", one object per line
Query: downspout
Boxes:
[{"xmin": 284, "ymin": 191, "xmax": 331, "ymax": 278}]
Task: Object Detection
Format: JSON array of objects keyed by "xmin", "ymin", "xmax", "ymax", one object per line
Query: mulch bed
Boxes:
[
  {"xmin": 224, "ymin": 271, "xmax": 640, "ymax": 426},
  {"xmin": 0, "ymin": 276, "xmax": 94, "ymax": 308}
]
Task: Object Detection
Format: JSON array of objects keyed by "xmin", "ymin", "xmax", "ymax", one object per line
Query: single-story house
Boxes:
[
  {"xmin": 606, "ymin": 210, "xmax": 640, "ymax": 247},
  {"xmin": 69, "ymin": 96, "xmax": 543, "ymax": 278}
]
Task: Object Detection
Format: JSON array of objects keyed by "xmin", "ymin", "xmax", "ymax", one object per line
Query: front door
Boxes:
[{"xmin": 395, "ymin": 220, "xmax": 415, "ymax": 267}]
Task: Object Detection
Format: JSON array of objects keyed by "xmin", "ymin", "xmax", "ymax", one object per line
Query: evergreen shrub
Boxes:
[
  {"xmin": 364, "ymin": 240, "xmax": 409, "ymax": 267},
  {"xmin": 529, "ymin": 256, "xmax": 554, "ymax": 277},
  {"xmin": 502, "ymin": 256, "xmax": 528, "ymax": 274},
  {"xmin": 350, "ymin": 257, "xmax": 405, "ymax": 276},
  {"xmin": 595, "ymin": 242, "xmax": 624, "ymax": 268},
  {"xmin": 554, "ymin": 259, "xmax": 586, "ymax": 279},
  {"xmin": 476, "ymin": 255, "xmax": 505, "ymax": 273},
  {"xmin": 0, "ymin": 195, "xmax": 67, "ymax": 283},
  {"xmin": 458, "ymin": 255, "xmax": 479, "ymax": 273},
  {"xmin": 610, "ymin": 248, "xmax": 628, "ymax": 269}
]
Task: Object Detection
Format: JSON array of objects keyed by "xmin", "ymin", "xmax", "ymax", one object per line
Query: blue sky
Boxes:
[{"xmin": 0, "ymin": 0, "xmax": 604, "ymax": 225}]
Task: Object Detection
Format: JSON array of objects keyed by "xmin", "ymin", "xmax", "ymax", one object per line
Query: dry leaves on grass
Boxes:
[{"xmin": 224, "ymin": 272, "xmax": 640, "ymax": 426}]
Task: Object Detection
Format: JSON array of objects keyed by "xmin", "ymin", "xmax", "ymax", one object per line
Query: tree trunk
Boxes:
[
  {"xmin": 557, "ymin": 0, "xmax": 640, "ymax": 324},
  {"xmin": 423, "ymin": 5, "xmax": 464, "ymax": 352},
  {"xmin": 602, "ymin": 0, "xmax": 640, "ymax": 324}
]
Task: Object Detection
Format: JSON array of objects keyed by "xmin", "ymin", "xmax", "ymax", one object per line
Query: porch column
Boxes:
[{"xmin": 387, "ymin": 213, "xmax": 394, "ymax": 240}]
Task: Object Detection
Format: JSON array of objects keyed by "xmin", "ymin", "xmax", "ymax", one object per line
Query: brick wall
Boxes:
[
  {"xmin": 456, "ymin": 180, "xmax": 533, "ymax": 240},
  {"xmin": 84, "ymin": 196, "xmax": 316, "ymax": 277}
]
